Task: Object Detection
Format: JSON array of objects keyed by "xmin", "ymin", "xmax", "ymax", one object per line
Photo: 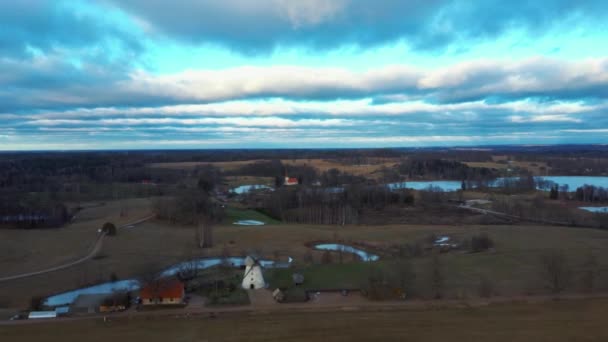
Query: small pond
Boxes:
[
  {"xmin": 313, "ymin": 243, "xmax": 379, "ymax": 262},
  {"xmin": 231, "ymin": 184, "xmax": 273, "ymax": 194},
  {"xmin": 233, "ymin": 220, "xmax": 265, "ymax": 226}
]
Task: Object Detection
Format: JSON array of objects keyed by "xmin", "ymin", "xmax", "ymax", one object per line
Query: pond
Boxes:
[
  {"xmin": 231, "ymin": 184, "xmax": 273, "ymax": 194},
  {"xmin": 233, "ymin": 220, "xmax": 265, "ymax": 226},
  {"xmin": 43, "ymin": 256, "xmax": 292, "ymax": 307},
  {"xmin": 579, "ymin": 207, "xmax": 608, "ymax": 213},
  {"xmin": 313, "ymin": 243, "xmax": 379, "ymax": 262}
]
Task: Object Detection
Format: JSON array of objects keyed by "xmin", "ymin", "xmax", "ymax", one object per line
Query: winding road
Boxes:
[{"xmin": 0, "ymin": 215, "xmax": 155, "ymax": 283}]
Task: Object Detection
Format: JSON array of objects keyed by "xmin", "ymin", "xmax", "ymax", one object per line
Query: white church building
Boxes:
[{"xmin": 242, "ymin": 256, "xmax": 266, "ymax": 290}]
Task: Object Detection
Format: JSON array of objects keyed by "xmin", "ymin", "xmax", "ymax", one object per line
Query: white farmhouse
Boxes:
[{"xmin": 242, "ymin": 256, "xmax": 266, "ymax": 290}]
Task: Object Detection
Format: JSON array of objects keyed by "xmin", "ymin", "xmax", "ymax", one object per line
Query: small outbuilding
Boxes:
[
  {"xmin": 71, "ymin": 294, "xmax": 109, "ymax": 314},
  {"xmin": 28, "ymin": 311, "xmax": 57, "ymax": 319},
  {"xmin": 272, "ymin": 288, "xmax": 285, "ymax": 303}
]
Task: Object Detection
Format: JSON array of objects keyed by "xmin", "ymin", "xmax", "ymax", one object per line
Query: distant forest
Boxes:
[{"xmin": 1, "ymin": 145, "xmax": 607, "ymax": 228}]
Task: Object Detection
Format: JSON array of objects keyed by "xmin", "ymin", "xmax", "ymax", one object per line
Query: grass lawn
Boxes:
[
  {"xmin": 191, "ymin": 268, "xmax": 251, "ymax": 307},
  {"xmin": 267, "ymin": 262, "xmax": 372, "ymax": 290},
  {"xmin": 3, "ymin": 298, "xmax": 608, "ymax": 341},
  {"xmin": 205, "ymin": 288, "xmax": 250, "ymax": 307}
]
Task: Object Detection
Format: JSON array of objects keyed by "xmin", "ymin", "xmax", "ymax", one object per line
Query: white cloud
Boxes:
[
  {"xmin": 101, "ymin": 57, "xmax": 608, "ymax": 105},
  {"xmin": 274, "ymin": 0, "xmax": 347, "ymax": 28},
  {"xmin": 560, "ymin": 129, "xmax": 608, "ymax": 133},
  {"xmin": 26, "ymin": 116, "xmax": 374, "ymax": 128},
  {"xmin": 22, "ymin": 98, "xmax": 604, "ymax": 121},
  {"xmin": 509, "ymin": 114, "xmax": 582, "ymax": 123}
]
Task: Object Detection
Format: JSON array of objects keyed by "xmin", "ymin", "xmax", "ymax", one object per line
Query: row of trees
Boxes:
[
  {"xmin": 397, "ymin": 158, "xmax": 499, "ymax": 181},
  {"xmin": 362, "ymin": 248, "xmax": 600, "ymax": 301},
  {"xmin": 574, "ymin": 185, "xmax": 608, "ymax": 203},
  {"xmin": 0, "ymin": 194, "xmax": 70, "ymax": 229},
  {"xmin": 261, "ymin": 185, "xmax": 415, "ymax": 225}
]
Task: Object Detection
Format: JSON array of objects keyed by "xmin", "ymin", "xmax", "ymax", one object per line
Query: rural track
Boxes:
[
  {"xmin": 0, "ymin": 215, "xmax": 155, "ymax": 283},
  {"xmin": 457, "ymin": 204, "xmax": 572, "ymax": 226}
]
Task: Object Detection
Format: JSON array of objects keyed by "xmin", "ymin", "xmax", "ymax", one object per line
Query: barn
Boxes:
[
  {"xmin": 284, "ymin": 176, "xmax": 299, "ymax": 186},
  {"xmin": 139, "ymin": 278, "xmax": 185, "ymax": 306}
]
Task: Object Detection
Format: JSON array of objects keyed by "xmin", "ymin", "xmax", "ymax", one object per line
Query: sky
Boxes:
[{"xmin": 1, "ymin": 0, "xmax": 608, "ymax": 150}]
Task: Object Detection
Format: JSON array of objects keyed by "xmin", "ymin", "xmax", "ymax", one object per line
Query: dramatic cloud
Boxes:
[
  {"xmin": 2, "ymin": 57, "xmax": 608, "ymax": 112},
  {"xmin": 1, "ymin": 0, "xmax": 607, "ymax": 149},
  {"xmin": 107, "ymin": 0, "xmax": 608, "ymax": 52},
  {"xmin": 0, "ymin": 1, "xmax": 143, "ymax": 58}
]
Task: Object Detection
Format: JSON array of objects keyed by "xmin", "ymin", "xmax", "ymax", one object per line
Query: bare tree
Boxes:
[
  {"xmin": 178, "ymin": 256, "xmax": 199, "ymax": 281},
  {"xmin": 540, "ymin": 249, "xmax": 570, "ymax": 294},
  {"xmin": 478, "ymin": 275, "xmax": 495, "ymax": 298},
  {"xmin": 303, "ymin": 250, "xmax": 314, "ymax": 265},
  {"xmin": 321, "ymin": 250, "xmax": 333, "ymax": 264},
  {"xmin": 338, "ymin": 245, "xmax": 344, "ymax": 264},
  {"xmin": 429, "ymin": 253, "xmax": 444, "ymax": 299},
  {"xmin": 391, "ymin": 258, "xmax": 416, "ymax": 297},
  {"xmin": 195, "ymin": 216, "xmax": 213, "ymax": 248},
  {"xmin": 138, "ymin": 262, "xmax": 166, "ymax": 302},
  {"xmin": 581, "ymin": 251, "xmax": 598, "ymax": 293}
]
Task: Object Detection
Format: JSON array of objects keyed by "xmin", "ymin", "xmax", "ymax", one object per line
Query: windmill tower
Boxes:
[{"xmin": 242, "ymin": 256, "xmax": 266, "ymax": 290}]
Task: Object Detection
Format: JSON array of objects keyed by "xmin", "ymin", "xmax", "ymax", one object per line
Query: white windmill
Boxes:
[{"xmin": 242, "ymin": 256, "xmax": 266, "ymax": 290}]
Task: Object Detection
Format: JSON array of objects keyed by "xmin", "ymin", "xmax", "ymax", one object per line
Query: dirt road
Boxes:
[{"xmin": 0, "ymin": 215, "xmax": 155, "ymax": 283}]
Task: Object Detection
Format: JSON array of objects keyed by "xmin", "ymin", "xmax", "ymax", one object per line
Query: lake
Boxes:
[
  {"xmin": 387, "ymin": 176, "xmax": 608, "ymax": 192},
  {"xmin": 538, "ymin": 176, "xmax": 608, "ymax": 190},
  {"xmin": 579, "ymin": 207, "xmax": 608, "ymax": 213}
]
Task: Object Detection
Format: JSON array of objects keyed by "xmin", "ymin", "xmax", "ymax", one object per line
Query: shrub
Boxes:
[
  {"xmin": 30, "ymin": 296, "xmax": 43, "ymax": 311},
  {"xmin": 478, "ymin": 276, "xmax": 495, "ymax": 298},
  {"xmin": 321, "ymin": 250, "xmax": 333, "ymax": 264},
  {"xmin": 540, "ymin": 249, "xmax": 570, "ymax": 294},
  {"xmin": 470, "ymin": 233, "xmax": 493, "ymax": 253},
  {"xmin": 102, "ymin": 222, "xmax": 117, "ymax": 236}
]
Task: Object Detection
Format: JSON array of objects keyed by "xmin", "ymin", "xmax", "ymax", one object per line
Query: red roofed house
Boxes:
[
  {"xmin": 139, "ymin": 278, "xmax": 185, "ymax": 306},
  {"xmin": 284, "ymin": 176, "xmax": 299, "ymax": 186}
]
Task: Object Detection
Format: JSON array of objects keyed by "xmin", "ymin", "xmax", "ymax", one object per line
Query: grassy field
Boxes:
[
  {"xmin": 223, "ymin": 176, "xmax": 274, "ymax": 187},
  {"xmin": 281, "ymin": 158, "xmax": 399, "ymax": 179},
  {"xmin": 147, "ymin": 158, "xmax": 400, "ymax": 179},
  {"xmin": 2, "ymin": 197, "xmax": 608, "ymax": 308},
  {"xmin": 3, "ymin": 298, "xmax": 608, "ymax": 341},
  {"xmin": 147, "ymin": 160, "xmax": 266, "ymax": 171},
  {"xmin": 0, "ymin": 198, "xmax": 153, "ymax": 277},
  {"xmin": 463, "ymin": 155, "xmax": 551, "ymax": 176}
]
